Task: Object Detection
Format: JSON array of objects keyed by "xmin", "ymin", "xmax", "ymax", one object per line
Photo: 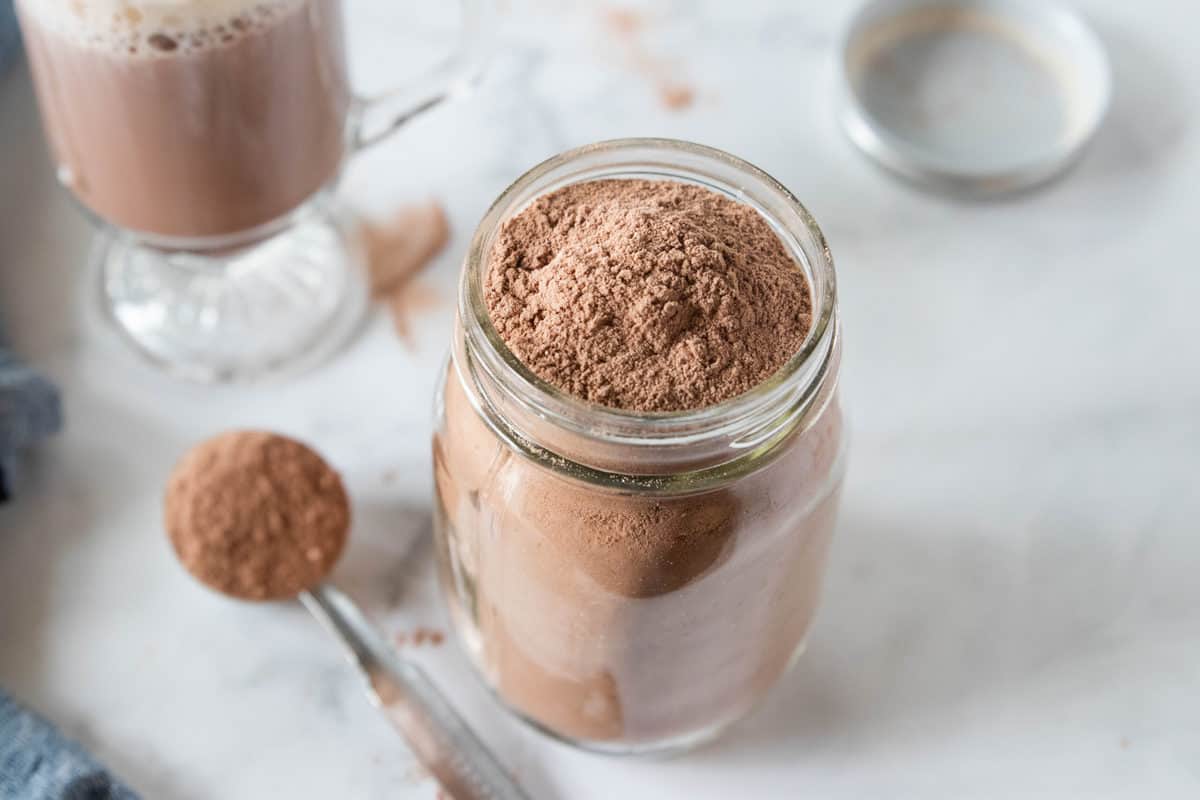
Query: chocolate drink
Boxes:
[{"xmin": 16, "ymin": 0, "xmax": 350, "ymax": 239}]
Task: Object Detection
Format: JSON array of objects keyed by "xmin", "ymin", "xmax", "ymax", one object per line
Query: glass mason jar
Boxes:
[{"xmin": 432, "ymin": 138, "xmax": 846, "ymax": 755}]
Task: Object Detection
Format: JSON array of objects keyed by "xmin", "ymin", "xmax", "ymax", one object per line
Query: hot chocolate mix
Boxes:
[
  {"xmin": 436, "ymin": 177, "xmax": 845, "ymax": 745},
  {"xmin": 165, "ymin": 431, "xmax": 350, "ymax": 601},
  {"xmin": 485, "ymin": 179, "xmax": 813, "ymax": 411},
  {"xmin": 364, "ymin": 201, "xmax": 450, "ymax": 343}
]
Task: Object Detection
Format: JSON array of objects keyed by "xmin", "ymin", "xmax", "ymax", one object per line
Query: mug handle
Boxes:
[{"xmin": 349, "ymin": 0, "xmax": 493, "ymax": 151}]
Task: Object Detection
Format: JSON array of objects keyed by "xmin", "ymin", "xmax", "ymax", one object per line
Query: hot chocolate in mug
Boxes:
[{"xmin": 16, "ymin": 0, "xmax": 490, "ymax": 380}]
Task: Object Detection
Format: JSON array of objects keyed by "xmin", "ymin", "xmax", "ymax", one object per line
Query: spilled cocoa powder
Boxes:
[
  {"xmin": 364, "ymin": 201, "xmax": 450, "ymax": 343},
  {"xmin": 601, "ymin": 6, "xmax": 697, "ymax": 112},
  {"xmin": 657, "ymin": 83, "xmax": 695, "ymax": 111},
  {"xmin": 395, "ymin": 627, "xmax": 446, "ymax": 648},
  {"xmin": 386, "ymin": 283, "xmax": 443, "ymax": 344},
  {"xmin": 164, "ymin": 431, "xmax": 350, "ymax": 601},
  {"xmin": 602, "ymin": 7, "xmax": 643, "ymax": 36},
  {"xmin": 484, "ymin": 179, "xmax": 813, "ymax": 412}
]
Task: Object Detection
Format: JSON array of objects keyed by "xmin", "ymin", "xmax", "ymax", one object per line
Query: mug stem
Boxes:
[{"xmin": 349, "ymin": 0, "xmax": 494, "ymax": 151}]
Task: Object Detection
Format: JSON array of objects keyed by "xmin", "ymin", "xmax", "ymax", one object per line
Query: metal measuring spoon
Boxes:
[
  {"xmin": 301, "ymin": 583, "xmax": 529, "ymax": 800},
  {"xmin": 164, "ymin": 431, "xmax": 528, "ymax": 800}
]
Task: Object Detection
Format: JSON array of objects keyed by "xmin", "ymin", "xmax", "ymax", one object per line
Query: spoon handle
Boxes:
[{"xmin": 301, "ymin": 584, "xmax": 530, "ymax": 800}]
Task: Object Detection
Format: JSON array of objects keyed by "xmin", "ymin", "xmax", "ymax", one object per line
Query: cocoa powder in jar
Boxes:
[{"xmin": 436, "ymin": 177, "xmax": 844, "ymax": 745}]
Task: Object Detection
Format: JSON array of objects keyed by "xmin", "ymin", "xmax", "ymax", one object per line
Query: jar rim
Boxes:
[{"xmin": 458, "ymin": 139, "xmax": 839, "ymax": 485}]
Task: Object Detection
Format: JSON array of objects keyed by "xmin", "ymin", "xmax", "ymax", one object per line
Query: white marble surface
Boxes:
[{"xmin": 2, "ymin": 0, "xmax": 1199, "ymax": 797}]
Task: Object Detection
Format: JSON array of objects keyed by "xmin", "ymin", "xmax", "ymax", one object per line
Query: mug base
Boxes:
[{"xmin": 94, "ymin": 197, "xmax": 369, "ymax": 383}]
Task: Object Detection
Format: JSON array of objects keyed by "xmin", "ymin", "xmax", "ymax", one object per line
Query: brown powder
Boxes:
[
  {"xmin": 363, "ymin": 201, "xmax": 450, "ymax": 344},
  {"xmin": 602, "ymin": 7, "xmax": 644, "ymax": 36},
  {"xmin": 439, "ymin": 177, "xmax": 843, "ymax": 748},
  {"xmin": 395, "ymin": 627, "xmax": 446, "ymax": 648},
  {"xmin": 436, "ymin": 359, "xmax": 846, "ymax": 743},
  {"xmin": 600, "ymin": 6, "xmax": 697, "ymax": 112},
  {"xmin": 484, "ymin": 179, "xmax": 813, "ymax": 412},
  {"xmin": 658, "ymin": 83, "xmax": 695, "ymax": 111},
  {"xmin": 387, "ymin": 282, "xmax": 442, "ymax": 345},
  {"xmin": 365, "ymin": 201, "xmax": 449, "ymax": 298},
  {"xmin": 164, "ymin": 431, "xmax": 350, "ymax": 601}
]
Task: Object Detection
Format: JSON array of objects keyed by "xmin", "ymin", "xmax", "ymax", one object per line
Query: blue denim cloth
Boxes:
[
  {"xmin": 0, "ymin": 263, "xmax": 93, "ymax": 798},
  {"xmin": 0, "ymin": 692, "xmax": 138, "ymax": 800},
  {"xmin": 0, "ymin": 350, "xmax": 61, "ymax": 502},
  {"xmin": 0, "ymin": 0, "xmax": 47, "ymax": 494},
  {"xmin": 0, "ymin": 0, "xmax": 19, "ymax": 75},
  {"xmin": 0, "ymin": 23, "xmax": 121, "ymax": 794}
]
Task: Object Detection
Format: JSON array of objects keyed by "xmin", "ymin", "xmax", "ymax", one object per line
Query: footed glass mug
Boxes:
[{"xmin": 16, "ymin": 0, "xmax": 489, "ymax": 381}]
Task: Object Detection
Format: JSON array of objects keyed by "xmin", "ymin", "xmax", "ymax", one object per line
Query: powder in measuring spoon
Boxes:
[{"xmin": 164, "ymin": 431, "xmax": 350, "ymax": 601}]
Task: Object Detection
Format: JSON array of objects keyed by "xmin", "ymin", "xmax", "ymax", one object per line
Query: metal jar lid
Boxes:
[{"xmin": 836, "ymin": 0, "xmax": 1111, "ymax": 195}]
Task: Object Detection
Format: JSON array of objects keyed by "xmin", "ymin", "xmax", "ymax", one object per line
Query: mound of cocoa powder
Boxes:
[
  {"xmin": 164, "ymin": 431, "xmax": 350, "ymax": 601},
  {"xmin": 484, "ymin": 178, "xmax": 813, "ymax": 412},
  {"xmin": 446, "ymin": 177, "xmax": 840, "ymax": 744}
]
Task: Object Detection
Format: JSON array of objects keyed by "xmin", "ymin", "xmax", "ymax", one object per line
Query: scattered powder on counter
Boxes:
[
  {"xmin": 365, "ymin": 201, "xmax": 450, "ymax": 297},
  {"xmin": 395, "ymin": 627, "xmax": 446, "ymax": 648},
  {"xmin": 387, "ymin": 282, "xmax": 442, "ymax": 344},
  {"xmin": 363, "ymin": 201, "xmax": 450, "ymax": 343},
  {"xmin": 601, "ymin": 5, "xmax": 696, "ymax": 112},
  {"xmin": 658, "ymin": 83, "xmax": 695, "ymax": 111},
  {"xmin": 485, "ymin": 179, "xmax": 813, "ymax": 412},
  {"xmin": 602, "ymin": 7, "xmax": 643, "ymax": 35},
  {"xmin": 164, "ymin": 431, "xmax": 350, "ymax": 601}
]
